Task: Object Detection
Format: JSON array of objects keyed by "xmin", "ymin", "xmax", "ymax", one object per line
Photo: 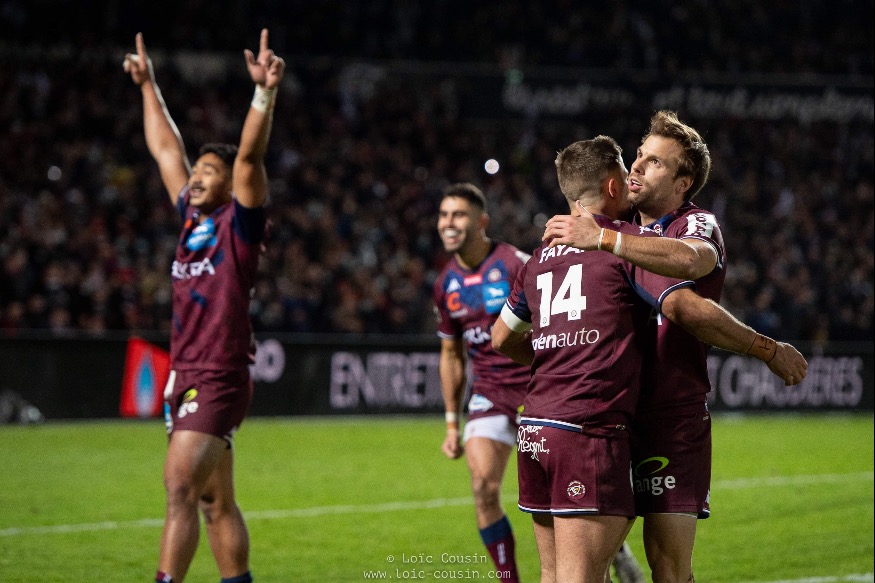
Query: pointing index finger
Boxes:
[{"xmin": 136, "ymin": 32, "xmax": 147, "ymax": 61}]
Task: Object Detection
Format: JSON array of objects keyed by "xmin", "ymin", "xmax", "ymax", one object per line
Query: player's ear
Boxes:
[
  {"xmin": 479, "ymin": 212, "xmax": 490, "ymax": 232},
  {"xmin": 606, "ymin": 177, "xmax": 620, "ymax": 199},
  {"xmin": 675, "ymin": 174, "xmax": 693, "ymax": 198}
]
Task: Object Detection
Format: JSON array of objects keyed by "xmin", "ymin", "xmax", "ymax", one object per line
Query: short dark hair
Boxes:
[
  {"xmin": 199, "ymin": 143, "xmax": 238, "ymax": 170},
  {"xmin": 643, "ymin": 111, "xmax": 711, "ymax": 201},
  {"xmin": 441, "ymin": 183, "xmax": 487, "ymax": 213},
  {"xmin": 554, "ymin": 135, "xmax": 624, "ymax": 203}
]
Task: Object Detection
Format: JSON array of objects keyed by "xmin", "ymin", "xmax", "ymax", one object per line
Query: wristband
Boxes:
[
  {"xmin": 251, "ymin": 85, "xmax": 277, "ymax": 113},
  {"xmin": 599, "ymin": 228, "xmax": 619, "ymax": 254},
  {"xmin": 746, "ymin": 333, "xmax": 777, "ymax": 363},
  {"xmin": 445, "ymin": 412, "xmax": 459, "ymax": 427}
]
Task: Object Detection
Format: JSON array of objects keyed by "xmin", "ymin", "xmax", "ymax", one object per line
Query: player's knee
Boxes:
[
  {"xmin": 164, "ymin": 476, "xmax": 200, "ymax": 509},
  {"xmin": 470, "ymin": 474, "xmax": 501, "ymax": 505},
  {"xmin": 198, "ymin": 492, "xmax": 235, "ymax": 522}
]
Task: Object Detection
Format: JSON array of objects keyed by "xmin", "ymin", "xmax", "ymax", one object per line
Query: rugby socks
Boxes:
[
  {"xmin": 220, "ymin": 572, "xmax": 253, "ymax": 583},
  {"xmin": 155, "ymin": 571, "xmax": 172, "ymax": 583},
  {"xmin": 479, "ymin": 515, "xmax": 519, "ymax": 583}
]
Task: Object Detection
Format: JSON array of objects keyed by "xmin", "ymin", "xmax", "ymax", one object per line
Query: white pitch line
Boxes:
[
  {"xmin": 1, "ymin": 471, "xmax": 871, "ymax": 538},
  {"xmin": 713, "ymin": 471, "xmax": 873, "ymax": 490},
  {"xmin": 0, "ymin": 497, "xmax": 472, "ymax": 537},
  {"xmin": 245, "ymin": 496, "xmax": 472, "ymax": 520}
]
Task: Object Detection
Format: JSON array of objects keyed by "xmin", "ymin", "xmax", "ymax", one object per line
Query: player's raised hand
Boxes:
[
  {"xmin": 122, "ymin": 33, "xmax": 154, "ymax": 86},
  {"xmin": 542, "ymin": 200, "xmax": 601, "ymax": 250},
  {"xmin": 244, "ymin": 28, "xmax": 285, "ymax": 90},
  {"xmin": 768, "ymin": 342, "xmax": 809, "ymax": 386}
]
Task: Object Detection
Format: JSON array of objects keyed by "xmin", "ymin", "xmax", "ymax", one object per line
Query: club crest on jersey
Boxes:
[
  {"xmin": 187, "ymin": 217, "xmax": 218, "ymax": 251},
  {"xmin": 468, "ymin": 394, "xmax": 494, "ymax": 413},
  {"xmin": 487, "ymin": 268, "xmax": 502, "ymax": 282},
  {"xmin": 567, "ymin": 480, "xmax": 586, "ymax": 499},
  {"xmin": 483, "ymin": 281, "xmax": 509, "ymax": 314}
]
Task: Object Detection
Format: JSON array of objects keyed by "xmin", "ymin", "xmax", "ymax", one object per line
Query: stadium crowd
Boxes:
[{"xmin": 0, "ymin": 1, "xmax": 872, "ymax": 343}]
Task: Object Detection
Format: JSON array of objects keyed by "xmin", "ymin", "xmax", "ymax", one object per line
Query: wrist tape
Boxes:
[
  {"xmin": 598, "ymin": 228, "xmax": 623, "ymax": 255},
  {"xmin": 251, "ymin": 85, "xmax": 277, "ymax": 113}
]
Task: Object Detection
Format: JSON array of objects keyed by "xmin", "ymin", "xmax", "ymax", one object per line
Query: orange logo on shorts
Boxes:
[{"xmin": 567, "ymin": 480, "xmax": 586, "ymax": 499}]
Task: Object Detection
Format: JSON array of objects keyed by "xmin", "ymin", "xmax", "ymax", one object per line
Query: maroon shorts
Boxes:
[
  {"xmin": 516, "ymin": 423, "xmax": 634, "ymax": 517},
  {"xmin": 164, "ymin": 368, "xmax": 253, "ymax": 444},
  {"xmin": 630, "ymin": 410, "xmax": 711, "ymax": 518}
]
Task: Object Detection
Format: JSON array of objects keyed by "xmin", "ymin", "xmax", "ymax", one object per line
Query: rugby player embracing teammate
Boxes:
[
  {"xmin": 492, "ymin": 136, "xmax": 689, "ymax": 583},
  {"xmin": 124, "ymin": 30, "xmax": 284, "ymax": 583},
  {"xmin": 433, "ymin": 182, "xmax": 646, "ymax": 582},
  {"xmin": 493, "ymin": 135, "xmax": 806, "ymax": 583},
  {"xmin": 542, "ymin": 112, "xmax": 807, "ymax": 582}
]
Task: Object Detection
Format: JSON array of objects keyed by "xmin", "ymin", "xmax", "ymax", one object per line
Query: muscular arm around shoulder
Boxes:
[
  {"xmin": 543, "ymin": 207, "xmax": 717, "ymax": 280},
  {"xmin": 439, "ymin": 338, "xmax": 467, "ymax": 459},
  {"xmin": 123, "ymin": 33, "xmax": 190, "ymax": 203},
  {"xmin": 234, "ymin": 29, "xmax": 285, "ymax": 208},
  {"xmin": 662, "ymin": 288, "xmax": 809, "ymax": 385}
]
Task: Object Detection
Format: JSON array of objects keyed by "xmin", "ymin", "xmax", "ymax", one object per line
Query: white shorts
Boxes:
[{"xmin": 463, "ymin": 415, "xmax": 517, "ymax": 447}]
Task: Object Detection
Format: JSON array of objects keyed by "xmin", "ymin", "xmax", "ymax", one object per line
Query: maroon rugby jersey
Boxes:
[
  {"xmin": 171, "ymin": 185, "xmax": 265, "ymax": 371},
  {"xmin": 636, "ymin": 202, "xmax": 726, "ymax": 414},
  {"xmin": 501, "ymin": 216, "xmax": 692, "ymax": 430},
  {"xmin": 433, "ymin": 241, "xmax": 531, "ymax": 420}
]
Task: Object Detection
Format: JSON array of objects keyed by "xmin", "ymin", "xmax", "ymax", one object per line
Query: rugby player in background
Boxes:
[
  {"xmin": 433, "ymin": 183, "xmax": 529, "ymax": 583},
  {"xmin": 542, "ymin": 112, "xmax": 807, "ymax": 582}
]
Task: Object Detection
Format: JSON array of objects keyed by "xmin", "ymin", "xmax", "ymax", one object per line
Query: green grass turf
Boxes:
[{"xmin": 0, "ymin": 413, "xmax": 872, "ymax": 582}]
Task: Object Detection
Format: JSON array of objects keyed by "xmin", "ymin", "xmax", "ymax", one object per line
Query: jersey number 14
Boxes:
[{"xmin": 536, "ymin": 265, "xmax": 587, "ymax": 327}]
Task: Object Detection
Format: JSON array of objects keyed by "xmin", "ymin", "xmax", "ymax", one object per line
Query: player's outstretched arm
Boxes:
[
  {"xmin": 662, "ymin": 288, "xmax": 808, "ymax": 385},
  {"xmin": 439, "ymin": 338, "xmax": 467, "ymax": 460},
  {"xmin": 233, "ymin": 28, "xmax": 285, "ymax": 209},
  {"xmin": 543, "ymin": 204, "xmax": 717, "ymax": 280},
  {"xmin": 123, "ymin": 33, "xmax": 190, "ymax": 204}
]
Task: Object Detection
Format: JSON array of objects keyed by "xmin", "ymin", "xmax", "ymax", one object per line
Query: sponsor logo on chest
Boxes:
[
  {"xmin": 186, "ymin": 217, "xmax": 218, "ymax": 251},
  {"xmin": 172, "ymin": 258, "xmax": 216, "ymax": 280}
]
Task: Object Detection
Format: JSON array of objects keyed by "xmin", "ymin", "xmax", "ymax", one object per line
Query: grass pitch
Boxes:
[{"xmin": 0, "ymin": 413, "xmax": 872, "ymax": 582}]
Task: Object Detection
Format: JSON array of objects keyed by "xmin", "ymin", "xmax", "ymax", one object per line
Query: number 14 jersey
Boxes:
[{"xmin": 500, "ymin": 216, "xmax": 692, "ymax": 431}]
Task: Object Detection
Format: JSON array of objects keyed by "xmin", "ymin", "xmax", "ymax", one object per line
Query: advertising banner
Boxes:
[
  {"xmin": 119, "ymin": 337, "xmax": 171, "ymax": 418},
  {"xmin": 248, "ymin": 338, "xmax": 874, "ymax": 415},
  {"xmin": 1, "ymin": 334, "xmax": 871, "ymax": 419}
]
